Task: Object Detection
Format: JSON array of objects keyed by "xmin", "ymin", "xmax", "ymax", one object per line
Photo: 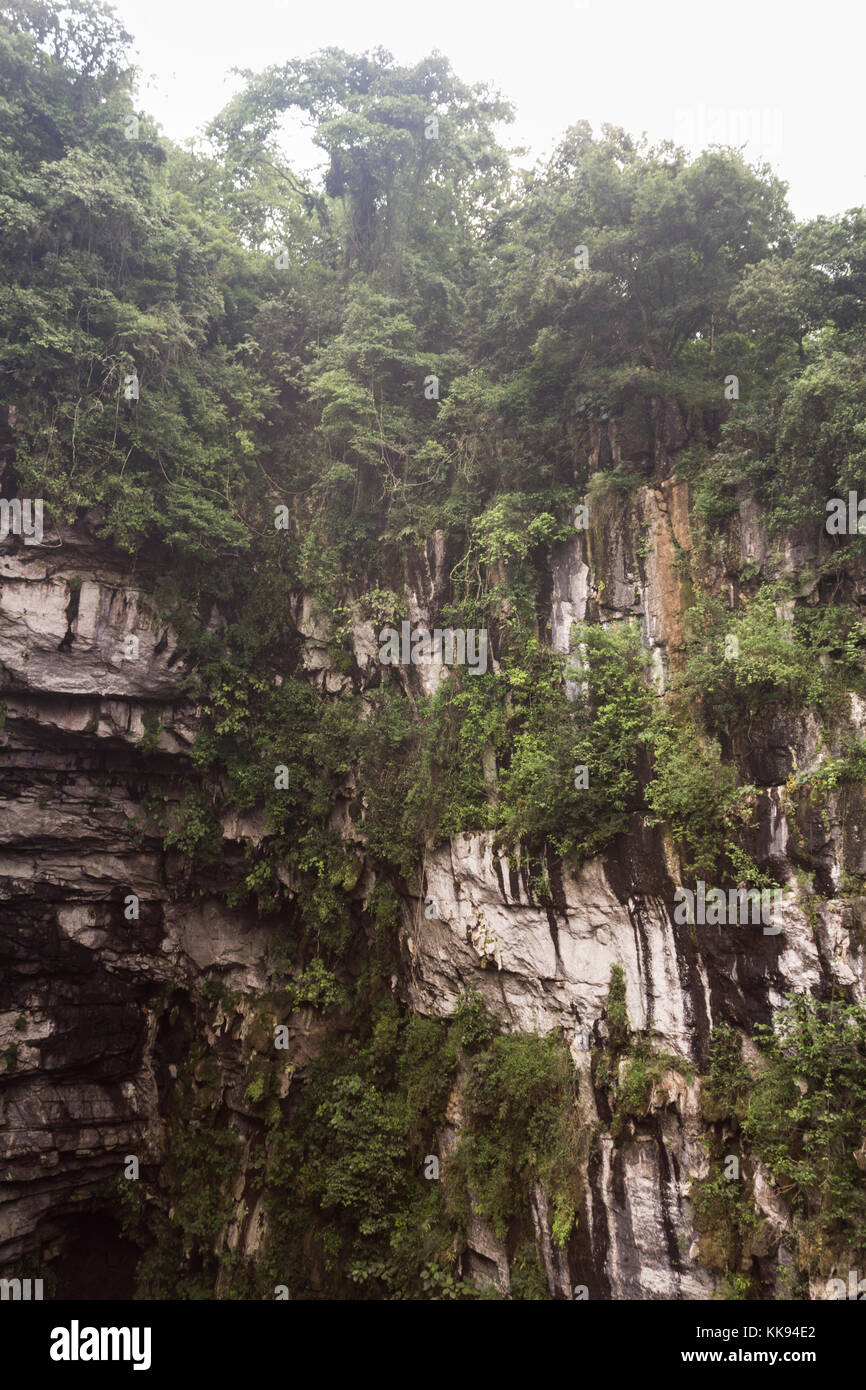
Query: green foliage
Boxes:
[
  {"xmin": 742, "ymin": 994, "xmax": 866, "ymax": 1273},
  {"xmin": 596, "ymin": 966, "xmax": 695, "ymax": 1143},
  {"xmin": 329, "ymin": 614, "xmax": 655, "ymax": 883},
  {"xmin": 509, "ymin": 1244, "xmax": 550, "ymax": 1300},
  {"xmin": 679, "ymin": 589, "xmax": 865, "ymax": 730},
  {"xmin": 244, "ymin": 1074, "xmax": 265, "ymax": 1104},
  {"xmin": 354, "ymin": 688, "xmax": 432, "ymax": 878},
  {"xmin": 692, "ymin": 1170, "xmax": 758, "ymax": 1288},
  {"xmin": 605, "ymin": 964, "xmax": 630, "ymax": 1052},
  {"xmin": 644, "ymin": 580, "xmax": 866, "ymax": 881},
  {"xmin": 200, "ymin": 977, "xmax": 236, "ymax": 1011},
  {"xmin": 453, "ymin": 1026, "xmax": 582, "ymax": 1245},
  {"xmin": 366, "ymin": 881, "xmax": 402, "ymax": 940},
  {"xmin": 497, "ymin": 621, "xmax": 652, "ymax": 862},
  {"xmin": 260, "ymin": 996, "xmax": 460, "ymax": 1299},
  {"xmin": 645, "ymin": 711, "xmax": 740, "ymax": 881},
  {"xmin": 469, "ymin": 493, "xmax": 569, "ymax": 570},
  {"xmin": 161, "ymin": 789, "xmax": 223, "ymax": 866},
  {"xmin": 788, "ymin": 736, "xmax": 866, "ymax": 803},
  {"xmin": 135, "ymin": 710, "xmax": 163, "ymax": 757},
  {"xmin": 283, "ymin": 958, "xmax": 346, "ymax": 1013},
  {"xmin": 611, "ymin": 1045, "xmax": 656, "ymax": 1134},
  {"xmin": 693, "ymin": 997, "xmax": 866, "ymax": 1292},
  {"xmin": 0, "ymin": 1, "xmax": 273, "ymax": 573},
  {"xmin": 253, "ymin": 993, "xmax": 583, "ymax": 1297},
  {"xmin": 451, "ymin": 990, "xmax": 497, "ymax": 1051},
  {"xmin": 169, "ymin": 1123, "xmax": 243, "ymax": 1254},
  {"xmin": 609, "ymin": 1038, "xmax": 692, "ymax": 1141},
  {"xmin": 701, "ymin": 1024, "xmax": 752, "ymax": 1122}
]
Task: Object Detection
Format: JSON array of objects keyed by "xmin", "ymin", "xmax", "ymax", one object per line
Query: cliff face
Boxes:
[
  {"xmin": 6, "ymin": 0, "xmax": 866, "ymax": 1302},
  {"xmin": 2, "ymin": 434, "xmax": 865, "ymax": 1300},
  {"xmin": 400, "ymin": 454, "xmax": 866, "ymax": 1300},
  {"xmin": 0, "ymin": 523, "xmax": 265, "ymax": 1280}
]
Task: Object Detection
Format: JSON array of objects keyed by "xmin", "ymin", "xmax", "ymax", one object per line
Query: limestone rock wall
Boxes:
[{"xmin": 2, "ymin": 463, "xmax": 865, "ymax": 1299}]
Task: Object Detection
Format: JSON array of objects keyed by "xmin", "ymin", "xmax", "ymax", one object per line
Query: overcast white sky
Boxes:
[{"xmin": 114, "ymin": 0, "xmax": 863, "ymax": 222}]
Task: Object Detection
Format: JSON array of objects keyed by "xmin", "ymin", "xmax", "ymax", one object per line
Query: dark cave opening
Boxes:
[{"xmin": 50, "ymin": 1211, "xmax": 139, "ymax": 1300}]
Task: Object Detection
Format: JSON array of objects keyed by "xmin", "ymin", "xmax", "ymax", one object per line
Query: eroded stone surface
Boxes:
[{"xmin": 2, "ymin": 481, "xmax": 866, "ymax": 1300}]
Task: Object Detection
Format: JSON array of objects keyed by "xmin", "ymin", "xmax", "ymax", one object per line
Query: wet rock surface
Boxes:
[{"xmin": 2, "ymin": 479, "xmax": 865, "ymax": 1299}]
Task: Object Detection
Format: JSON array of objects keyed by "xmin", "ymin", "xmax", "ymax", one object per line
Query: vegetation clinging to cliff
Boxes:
[{"xmin": 6, "ymin": 0, "xmax": 866, "ymax": 1304}]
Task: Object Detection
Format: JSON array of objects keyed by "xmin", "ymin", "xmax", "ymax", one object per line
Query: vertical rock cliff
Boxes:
[
  {"xmin": 3, "ymin": 427, "xmax": 864, "ymax": 1298},
  {"xmin": 2, "ymin": 5, "xmax": 866, "ymax": 1304}
]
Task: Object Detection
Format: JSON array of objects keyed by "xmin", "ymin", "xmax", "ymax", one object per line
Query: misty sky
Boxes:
[{"xmin": 114, "ymin": 0, "xmax": 863, "ymax": 222}]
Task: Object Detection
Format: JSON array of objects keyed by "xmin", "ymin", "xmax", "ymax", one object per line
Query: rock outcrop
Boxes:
[{"xmin": 2, "ymin": 462, "xmax": 865, "ymax": 1299}]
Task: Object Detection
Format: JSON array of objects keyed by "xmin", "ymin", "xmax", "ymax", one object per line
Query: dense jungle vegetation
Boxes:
[{"xmin": 3, "ymin": 0, "xmax": 866, "ymax": 1300}]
